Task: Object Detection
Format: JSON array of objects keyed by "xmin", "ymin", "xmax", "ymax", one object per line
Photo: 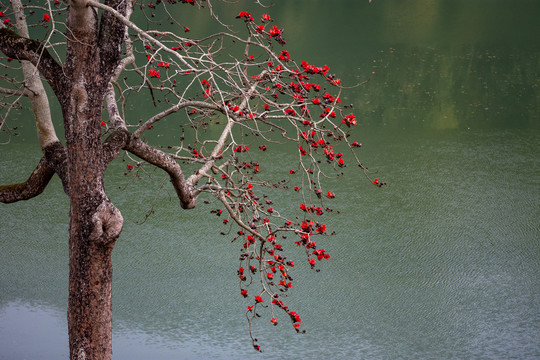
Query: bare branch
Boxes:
[
  {"xmin": 0, "ymin": 86, "xmax": 32, "ymax": 97},
  {"xmin": 133, "ymin": 100, "xmax": 222, "ymax": 138}
]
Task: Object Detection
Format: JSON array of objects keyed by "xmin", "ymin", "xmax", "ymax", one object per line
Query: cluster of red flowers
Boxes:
[
  {"xmin": 299, "ymin": 204, "xmax": 324, "ymax": 215},
  {"xmin": 278, "ymin": 50, "xmax": 290, "ymax": 62},
  {"xmin": 148, "ymin": 69, "xmax": 160, "ymax": 78},
  {"xmin": 233, "ymin": 145, "xmax": 249, "ymax": 152},
  {"xmin": 236, "ymin": 11, "xmax": 254, "ymax": 22},
  {"xmin": 342, "ymin": 114, "xmax": 357, "ymax": 127},
  {"xmin": 126, "ymin": 8, "xmax": 383, "ymax": 352}
]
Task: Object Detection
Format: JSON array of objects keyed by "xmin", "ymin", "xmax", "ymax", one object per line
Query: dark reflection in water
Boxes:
[{"xmin": 1, "ymin": 0, "xmax": 539, "ymax": 359}]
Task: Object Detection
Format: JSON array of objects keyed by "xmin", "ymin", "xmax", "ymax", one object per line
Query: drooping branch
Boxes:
[
  {"xmin": 0, "ymin": 156, "xmax": 55, "ymax": 203},
  {"xmin": 125, "ymin": 135, "xmax": 196, "ymax": 209}
]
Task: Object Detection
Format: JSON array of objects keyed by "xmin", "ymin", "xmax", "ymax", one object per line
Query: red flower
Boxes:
[
  {"xmin": 127, "ymin": 164, "xmax": 133, "ymax": 171},
  {"xmin": 184, "ymin": 26, "xmax": 190, "ymax": 32},
  {"xmin": 268, "ymin": 25, "xmax": 281, "ymax": 37},
  {"xmin": 148, "ymin": 69, "xmax": 160, "ymax": 78},
  {"xmin": 312, "ymin": 98, "xmax": 321, "ymax": 105},
  {"xmin": 254, "ymin": 295, "xmax": 264, "ymax": 303},
  {"xmin": 240, "ymin": 289, "xmax": 248, "ymax": 297},
  {"xmin": 342, "ymin": 114, "xmax": 357, "ymax": 127},
  {"xmin": 261, "ymin": 14, "xmax": 272, "ymax": 22},
  {"xmin": 3, "ymin": 18, "xmax": 10, "ymax": 24},
  {"xmin": 351, "ymin": 141, "xmax": 362, "ymax": 147},
  {"xmin": 289, "ymin": 169, "xmax": 296, "ymax": 174},
  {"xmin": 294, "ymin": 186, "xmax": 300, "ymax": 192},
  {"xmin": 259, "ymin": 145, "xmax": 267, "ymax": 151},
  {"xmin": 233, "ymin": 145, "xmax": 249, "ymax": 152},
  {"xmin": 284, "ymin": 108, "xmax": 296, "ymax": 116},
  {"xmin": 308, "ymin": 258, "xmax": 316, "ymax": 267},
  {"xmin": 270, "ymin": 317, "xmax": 278, "ymax": 325},
  {"xmin": 326, "ymin": 191, "xmax": 335, "ymax": 198},
  {"xmin": 223, "ymin": 219, "xmax": 229, "ymax": 224},
  {"xmin": 278, "ymin": 50, "xmax": 290, "ymax": 62},
  {"xmin": 298, "ymin": 146, "xmax": 307, "ymax": 155},
  {"xmin": 267, "ymin": 272, "xmax": 274, "ymax": 279},
  {"xmin": 0, "ymin": 11, "xmax": 4, "ymax": 17},
  {"xmin": 255, "ymin": 25, "xmax": 265, "ymax": 33},
  {"xmin": 236, "ymin": 11, "xmax": 253, "ymax": 21},
  {"xmin": 43, "ymin": 13, "xmax": 50, "ymax": 22},
  {"xmin": 100, "ymin": 120, "xmax": 106, "ymax": 126},
  {"xmin": 372, "ymin": 178, "xmax": 379, "ymax": 185}
]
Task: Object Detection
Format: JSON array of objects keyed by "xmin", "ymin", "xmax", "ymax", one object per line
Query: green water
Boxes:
[{"xmin": 1, "ymin": 1, "xmax": 539, "ymax": 359}]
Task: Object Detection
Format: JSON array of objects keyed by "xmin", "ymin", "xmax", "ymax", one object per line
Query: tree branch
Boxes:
[
  {"xmin": 12, "ymin": 0, "xmax": 60, "ymax": 149},
  {"xmin": 87, "ymin": 0, "xmax": 194, "ymax": 70},
  {"xmin": 0, "ymin": 27, "xmax": 66, "ymax": 98},
  {"xmin": 0, "ymin": 86, "xmax": 33, "ymax": 97},
  {"xmin": 125, "ymin": 135, "xmax": 196, "ymax": 209},
  {"xmin": 0, "ymin": 156, "xmax": 55, "ymax": 203}
]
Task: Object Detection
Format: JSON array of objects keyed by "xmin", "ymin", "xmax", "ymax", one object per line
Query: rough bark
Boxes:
[
  {"xmin": 0, "ymin": 156, "xmax": 55, "ymax": 203},
  {"xmin": 62, "ymin": 1, "xmax": 125, "ymax": 359}
]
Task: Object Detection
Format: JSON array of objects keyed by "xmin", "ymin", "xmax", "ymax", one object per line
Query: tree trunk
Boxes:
[
  {"xmin": 65, "ymin": 83, "xmax": 123, "ymax": 359},
  {"xmin": 65, "ymin": 66, "xmax": 123, "ymax": 360},
  {"xmin": 63, "ymin": 2, "xmax": 124, "ymax": 358}
]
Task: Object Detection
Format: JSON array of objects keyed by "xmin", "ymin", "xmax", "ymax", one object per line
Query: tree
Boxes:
[{"xmin": 0, "ymin": 1, "xmax": 382, "ymax": 358}]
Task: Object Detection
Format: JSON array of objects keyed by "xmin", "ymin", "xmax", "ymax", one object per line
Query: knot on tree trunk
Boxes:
[{"xmin": 89, "ymin": 200, "xmax": 123, "ymax": 245}]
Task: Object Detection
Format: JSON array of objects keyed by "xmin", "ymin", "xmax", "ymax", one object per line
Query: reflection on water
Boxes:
[{"xmin": 1, "ymin": 0, "xmax": 540, "ymax": 359}]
